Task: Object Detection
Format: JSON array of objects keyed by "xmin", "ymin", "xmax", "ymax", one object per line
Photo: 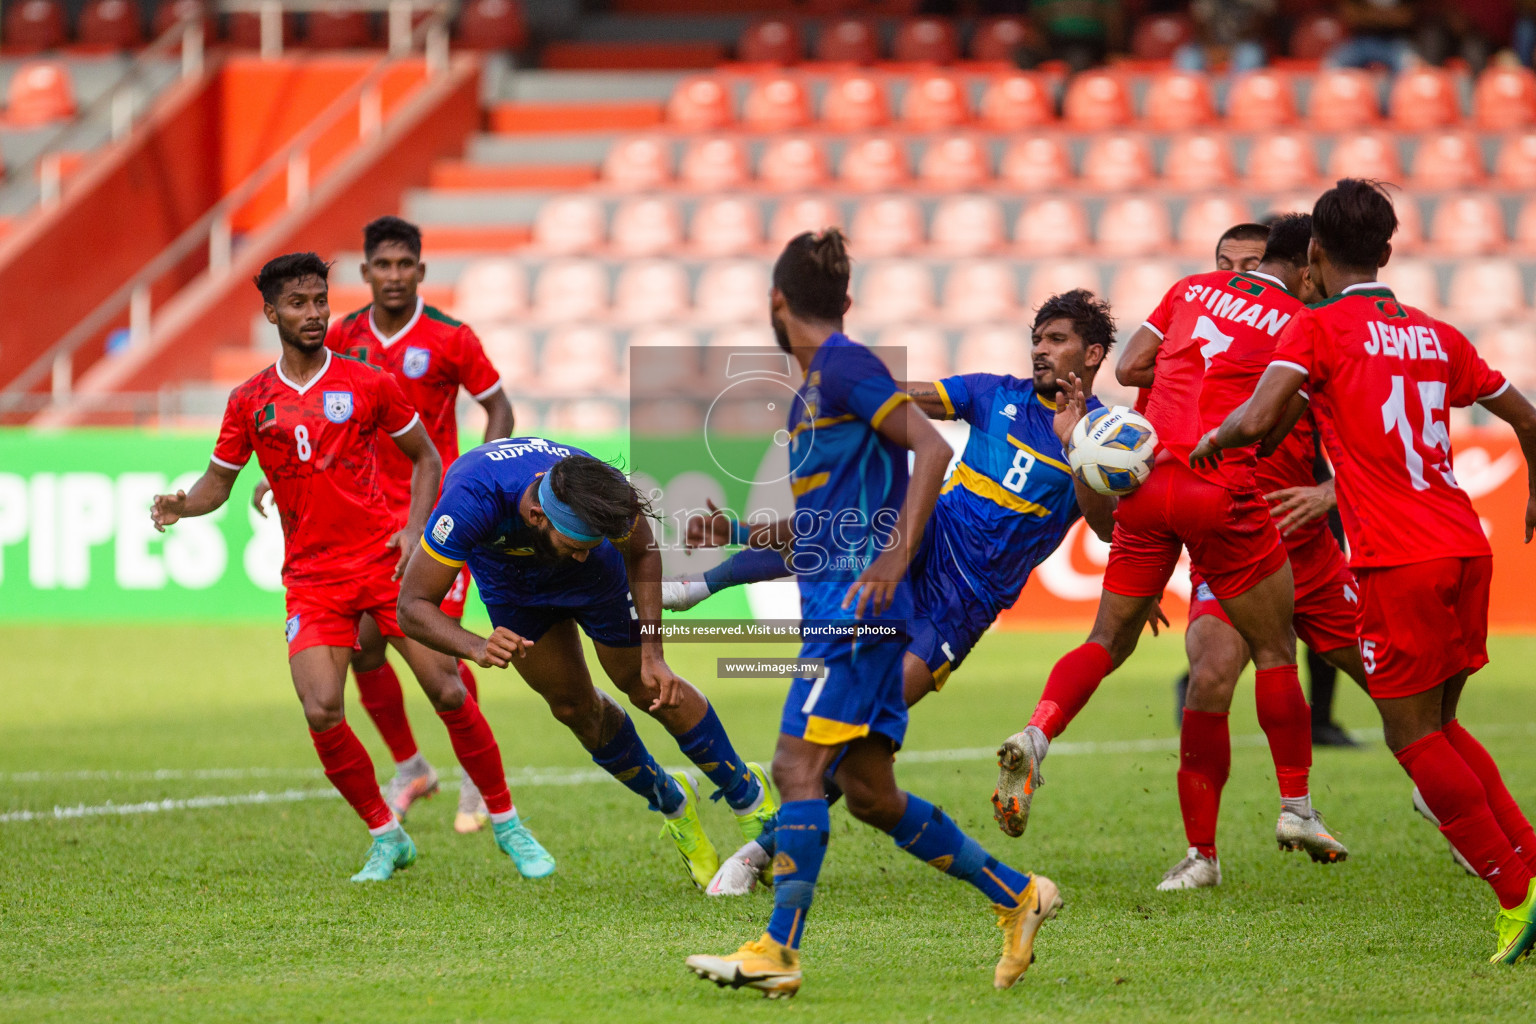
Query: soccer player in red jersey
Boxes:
[
  {"xmin": 993, "ymin": 217, "xmax": 1348, "ymax": 869},
  {"xmin": 151, "ymin": 253, "xmax": 553, "ymax": 883},
  {"xmin": 1194, "ymin": 179, "xmax": 1536, "ymax": 963}
]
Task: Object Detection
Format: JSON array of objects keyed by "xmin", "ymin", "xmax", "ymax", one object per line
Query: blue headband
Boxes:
[{"xmin": 538, "ymin": 472, "xmax": 601, "ymax": 543}]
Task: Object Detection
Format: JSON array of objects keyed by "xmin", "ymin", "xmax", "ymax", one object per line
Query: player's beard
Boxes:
[
  {"xmin": 280, "ymin": 322, "xmax": 327, "ymax": 354},
  {"xmin": 1032, "ymin": 359, "xmax": 1058, "ymax": 397},
  {"xmin": 771, "ymin": 310, "xmax": 792, "ymax": 354},
  {"xmin": 528, "ymin": 524, "xmax": 565, "ymax": 564}
]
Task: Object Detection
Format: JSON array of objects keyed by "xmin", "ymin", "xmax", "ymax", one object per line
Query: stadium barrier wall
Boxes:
[{"xmin": 1, "ymin": 427, "xmax": 1533, "ymax": 630}]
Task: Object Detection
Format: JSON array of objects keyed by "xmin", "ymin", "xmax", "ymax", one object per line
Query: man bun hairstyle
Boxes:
[
  {"xmin": 772, "ymin": 228, "xmax": 851, "ymax": 321},
  {"xmin": 1261, "ymin": 212, "xmax": 1312, "ymax": 267},
  {"xmin": 364, "ymin": 215, "xmax": 423, "ymax": 259},
  {"xmin": 1312, "ymin": 178, "xmax": 1397, "ymax": 272},
  {"xmin": 1033, "ymin": 288, "xmax": 1117, "ymax": 354},
  {"xmin": 547, "ymin": 455, "xmax": 653, "ymax": 540},
  {"xmin": 254, "ymin": 252, "xmax": 331, "ymax": 304}
]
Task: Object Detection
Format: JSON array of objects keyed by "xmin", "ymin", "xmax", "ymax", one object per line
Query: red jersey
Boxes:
[
  {"xmin": 326, "ymin": 298, "xmax": 501, "ymax": 516},
  {"xmin": 1143, "ymin": 269, "xmax": 1302, "ymax": 489},
  {"xmin": 212, "ymin": 350, "xmax": 420, "ymax": 587},
  {"xmin": 1272, "ymin": 283, "xmax": 1508, "ymax": 568}
]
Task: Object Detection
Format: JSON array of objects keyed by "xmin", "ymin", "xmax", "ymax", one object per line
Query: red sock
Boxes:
[
  {"xmin": 1028, "ymin": 642, "xmax": 1114, "ymax": 740},
  {"xmin": 456, "ymin": 660, "xmax": 479, "ymax": 702},
  {"xmin": 1178, "ymin": 709, "xmax": 1231, "ymax": 859},
  {"xmin": 354, "ymin": 663, "xmax": 418, "ymax": 764},
  {"xmin": 1445, "ymin": 720, "xmax": 1536, "ymax": 872},
  {"xmin": 1254, "ymin": 664, "xmax": 1311, "ymax": 800},
  {"xmin": 437, "ymin": 694, "xmax": 513, "ymax": 816},
  {"xmin": 310, "ymin": 722, "xmax": 394, "ymax": 830},
  {"xmin": 1396, "ymin": 731, "xmax": 1534, "ymax": 909}
]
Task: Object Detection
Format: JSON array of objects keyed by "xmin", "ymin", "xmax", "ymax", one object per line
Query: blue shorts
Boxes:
[
  {"xmin": 780, "ymin": 635, "xmax": 908, "ymax": 750},
  {"xmin": 906, "ymin": 535, "xmax": 999, "ymax": 688},
  {"xmin": 486, "ymin": 589, "xmax": 639, "ymax": 648}
]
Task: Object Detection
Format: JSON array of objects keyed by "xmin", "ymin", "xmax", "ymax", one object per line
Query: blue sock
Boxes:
[
  {"xmin": 703, "ymin": 546, "xmax": 793, "ymax": 593},
  {"xmin": 888, "ymin": 793, "xmax": 1033, "ymax": 907},
  {"xmin": 589, "ymin": 712, "xmax": 683, "ymax": 815},
  {"xmin": 674, "ymin": 703, "xmax": 760, "ymax": 810},
  {"xmin": 765, "ymin": 799, "xmax": 830, "ymax": 949}
]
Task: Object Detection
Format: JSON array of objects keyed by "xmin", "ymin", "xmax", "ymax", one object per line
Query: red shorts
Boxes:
[
  {"xmin": 1104, "ymin": 460, "xmax": 1287, "ymax": 601},
  {"xmin": 285, "ymin": 561, "xmax": 405, "ymax": 658},
  {"xmin": 1187, "ymin": 531, "xmax": 1360, "ymax": 654},
  {"xmin": 1354, "ymin": 555, "xmax": 1491, "ymax": 699},
  {"xmin": 440, "ymin": 565, "xmax": 472, "ymax": 620}
]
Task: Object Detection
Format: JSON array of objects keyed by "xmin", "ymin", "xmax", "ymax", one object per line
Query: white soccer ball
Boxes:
[{"xmin": 1067, "ymin": 406, "xmax": 1159, "ymax": 496}]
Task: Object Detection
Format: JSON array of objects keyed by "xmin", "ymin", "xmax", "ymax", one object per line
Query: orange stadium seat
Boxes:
[
  {"xmin": 1162, "ymin": 133, "xmax": 1234, "ymax": 190},
  {"xmin": 228, "ymin": 10, "xmax": 297, "ymax": 47},
  {"xmin": 942, "ymin": 259, "xmax": 1018, "ymax": 324},
  {"xmin": 1144, "ymin": 70, "xmax": 1215, "ymax": 131},
  {"xmin": 1023, "ymin": 259, "xmax": 1101, "ymax": 310},
  {"xmin": 1410, "ymin": 132, "xmax": 1484, "ymax": 191},
  {"xmin": 1307, "ymin": 69, "xmax": 1380, "ymax": 131},
  {"xmin": 902, "ymin": 71, "xmax": 971, "ymax": 130},
  {"xmin": 452, "ymin": 259, "xmax": 528, "ymax": 325},
  {"xmin": 695, "ymin": 260, "xmax": 771, "ymax": 324},
  {"xmin": 1015, "ymin": 198, "xmax": 1092, "ymax": 257},
  {"xmin": 1474, "ymin": 65, "xmax": 1536, "ymax": 132},
  {"xmin": 1476, "ymin": 325, "xmax": 1536, "ymax": 391},
  {"xmin": 1390, "ymin": 65, "xmax": 1460, "ymax": 132},
  {"xmin": 4, "ymin": 1, "xmax": 66, "ymax": 52},
  {"xmin": 1081, "ymin": 133, "xmax": 1154, "ymax": 191},
  {"xmin": 1494, "ymin": 133, "xmax": 1536, "ymax": 189},
  {"xmin": 979, "ymin": 72, "xmax": 1055, "ymax": 131},
  {"xmin": 538, "ymin": 326, "xmax": 621, "ymax": 396},
  {"xmin": 850, "ymin": 196, "xmax": 925, "ymax": 256},
  {"xmin": 840, "ymin": 136, "xmax": 911, "ymax": 191},
  {"xmin": 857, "ymin": 260, "xmax": 935, "ymax": 323},
  {"xmin": 1445, "ymin": 258, "xmax": 1525, "ymax": 324},
  {"xmin": 1289, "ymin": 13, "xmax": 1347, "ymax": 61},
  {"xmin": 1327, "ymin": 132, "xmax": 1402, "ymax": 182},
  {"xmin": 706, "ymin": 324, "xmax": 774, "ymax": 350},
  {"xmin": 1513, "ymin": 198, "xmax": 1536, "ymax": 252},
  {"xmin": 1393, "ymin": 193, "xmax": 1424, "ymax": 252},
  {"xmin": 970, "ymin": 17, "xmax": 1042, "ymax": 63},
  {"xmin": 611, "ymin": 197, "xmax": 684, "ymax": 257},
  {"xmin": 1131, "ymin": 13, "xmax": 1195, "ymax": 60},
  {"xmin": 1430, "ymin": 195, "xmax": 1506, "ymax": 256},
  {"xmin": 601, "ymin": 135, "xmax": 672, "ymax": 190},
  {"xmin": 1110, "ymin": 261, "xmax": 1183, "ymax": 321},
  {"xmin": 479, "ymin": 326, "xmax": 535, "ymax": 385},
  {"xmin": 893, "ymin": 16, "xmax": 959, "ymax": 64},
  {"xmin": 918, "ymin": 135, "xmax": 991, "ymax": 189},
  {"xmin": 679, "ymin": 136, "xmax": 750, "ymax": 191},
  {"xmin": 930, "ymin": 196, "xmax": 1005, "ymax": 256},
  {"xmin": 667, "ymin": 77, "xmax": 734, "ymax": 131},
  {"xmin": 769, "ymin": 195, "xmax": 843, "ymax": 244},
  {"xmin": 1178, "ymin": 196, "xmax": 1255, "ymax": 258},
  {"xmin": 532, "ymin": 259, "xmax": 609, "ymax": 321},
  {"xmin": 5, "ymin": 62, "xmax": 75, "ymax": 125},
  {"xmin": 1262, "ymin": 193, "xmax": 1318, "ymax": 218},
  {"xmin": 547, "ymin": 401, "xmax": 622, "ymax": 435},
  {"xmin": 457, "ymin": 0, "xmax": 527, "ymax": 51},
  {"xmin": 154, "ymin": 1, "xmax": 215, "ymax": 39},
  {"xmin": 738, "ymin": 18, "xmax": 802, "ymax": 65},
  {"xmin": 956, "ymin": 324, "xmax": 1029, "ymax": 375},
  {"xmin": 304, "ymin": 9, "xmax": 373, "ymax": 47},
  {"xmin": 613, "ymin": 259, "xmax": 691, "ymax": 323},
  {"xmin": 1063, "ymin": 71, "xmax": 1132, "ymax": 131},
  {"xmin": 815, "ymin": 18, "xmax": 880, "ymax": 64},
  {"xmin": 1378, "ymin": 257, "xmax": 1440, "ymax": 314},
  {"xmin": 999, "ymin": 136, "xmax": 1072, "ymax": 189},
  {"xmin": 80, "ymin": 0, "xmax": 144, "ymax": 48},
  {"xmin": 628, "ymin": 324, "xmax": 700, "ymax": 350},
  {"xmin": 875, "ymin": 325, "xmax": 951, "ymax": 380},
  {"xmin": 1097, "ymin": 196, "xmax": 1173, "ymax": 258},
  {"xmin": 823, "ymin": 73, "xmax": 889, "ymax": 130},
  {"xmin": 1225, "ymin": 70, "xmax": 1296, "ymax": 130},
  {"xmin": 760, "ymin": 137, "xmax": 830, "ymax": 190},
  {"xmin": 691, "ymin": 196, "xmax": 763, "ymax": 256},
  {"xmin": 532, "ymin": 195, "xmax": 606, "ymax": 254},
  {"xmin": 1245, "ymin": 131, "xmax": 1319, "ymax": 191},
  {"xmin": 744, "ymin": 76, "xmax": 812, "ymax": 132}
]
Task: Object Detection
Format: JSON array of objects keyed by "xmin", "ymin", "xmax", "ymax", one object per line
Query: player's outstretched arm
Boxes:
[
  {"xmin": 397, "ymin": 546, "xmax": 531, "ymax": 667},
  {"xmin": 618, "ymin": 514, "xmax": 687, "ymax": 711},
  {"xmin": 387, "ymin": 421, "xmax": 444, "ymax": 579},
  {"xmin": 1256, "ymin": 392, "xmax": 1310, "ymax": 458},
  {"xmin": 895, "ymin": 380, "xmax": 956, "ymax": 420},
  {"xmin": 150, "ymin": 462, "xmax": 238, "ymax": 532},
  {"xmin": 1116, "ymin": 326, "xmax": 1162, "ymax": 389},
  {"xmin": 478, "ymin": 386, "xmax": 514, "ymax": 442},
  {"xmin": 684, "ymin": 499, "xmax": 792, "ymax": 551},
  {"xmin": 1192, "ymin": 364, "xmax": 1307, "ymax": 468},
  {"xmin": 1478, "ymin": 386, "xmax": 1536, "ymax": 542}
]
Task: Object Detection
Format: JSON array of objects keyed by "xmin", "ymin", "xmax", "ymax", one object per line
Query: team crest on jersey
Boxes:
[
  {"xmin": 347, "ymin": 345, "xmax": 371, "ymax": 363},
  {"xmin": 323, "ymin": 391, "xmax": 353, "ymax": 423},
  {"xmin": 285, "ymin": 615, "xmax": 301, "ymax": 642},
  {"xmin": 402, "ymin": 347, "xmax": 431, "ymax": 379},
  {"xmin": 254, "ymin": 402, "xmax": 277, "ymax": 431}
]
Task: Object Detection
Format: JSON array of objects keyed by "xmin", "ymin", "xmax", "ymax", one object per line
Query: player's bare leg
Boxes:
[
  {"xmin": 902, "ymin": 652, "xmax": 940, "ymax": 708},
  {"xmin": 995, "ymin": 590, "xmax": 1155, "ymax": 837},
  {"xmin": 447, "ymin": 615, "xmax": 491, "ymax": 833},
  {"xmin": 351, "ymin": 614, "xmax": 438, "ymax": 820}
]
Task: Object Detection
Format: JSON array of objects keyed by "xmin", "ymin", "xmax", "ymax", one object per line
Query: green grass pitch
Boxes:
[{"xmin": 2, "ymin": 623, "xmax": 1535, "ymax": 1022}]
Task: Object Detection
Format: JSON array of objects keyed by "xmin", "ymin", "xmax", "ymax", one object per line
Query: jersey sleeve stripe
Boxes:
[
  {"xmin": 1270, "ymin": 359, "xmax": 1310, "ymax": 378},
  {"xmin": 1480, "ymin": 380, "xmax": 1512, "ymax": 401},
  {"xmin": 1141, "ymin": 321, "xmax": 1164, "ymax": 340},
  {"xmin": 419, "ymin": 535, "xmax": 466, "ymax": 568},
  {"xmin": 470, "ymin": 380, "xmax": 503, "ymax": 402},
  {"xmin": 209, "ymin": 454, "xmax": 246, "ymax": 471},
  {"xmin": 869, "ymin": 392, "xmax": 911, "ymax": 430},
  {"xmin": 386, "ymin": 411, "xmax": 422, "ymax": 438},
  {"xmin": 933, "ymin": 379, "xmax": 955, "ymax": 417}
]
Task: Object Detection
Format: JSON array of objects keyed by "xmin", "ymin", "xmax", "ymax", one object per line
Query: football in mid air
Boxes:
[{"xmin": 1067, "ymin": 406, "xmax": 1159, "ymax": 496}]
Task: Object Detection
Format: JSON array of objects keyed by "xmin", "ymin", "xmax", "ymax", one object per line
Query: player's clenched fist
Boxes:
[
  {"xmin": 150, "ymin": 490, "xmax": 188, "ymax": 533},
  {"xmin": 476, "ymin": 626, "xmax": 533, "ymax": 668},
  {"xmin": 685, "ymin": 498, "xmax": 733, "ymax": 549}
]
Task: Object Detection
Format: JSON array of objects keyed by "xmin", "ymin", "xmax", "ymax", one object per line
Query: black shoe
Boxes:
[
  {"xmin": 1173, "ymin": 672, "xmax": 1189, "ymax": 729},
  {"xmin": 1312, "ymin": 721, "xmax": 1359, "ymax": 748}
]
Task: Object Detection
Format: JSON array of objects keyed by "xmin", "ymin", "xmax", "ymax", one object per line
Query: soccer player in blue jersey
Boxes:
[
  {"xmin": 394, "ymin": 437, "xmax": 777, "ymax": 890},
  {"xmin": 684, "ymin": 230, "xmax": 1060, "ymax": 998}
]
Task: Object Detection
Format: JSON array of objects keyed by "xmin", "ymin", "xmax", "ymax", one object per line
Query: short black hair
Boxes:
[
  {"xmin": 547, "ymin": 455, "xmax": 652, "ymax": 540},
  {"xmin": 1033, "ymin": 289, "xmax": 1116, "ymax": 354},
  {"xmin": 364, "ymin": 215, "xmax": 423, "ymax": 259},
  {"xmin": 254, "ymin": 252, "xmax": 331, "ymax": 305},
  {"xmin": 1312, "ymin": 178, "xmax": 1398, "ymax": 272},
  {"xmin": 772, "ymin": 228, "xmax": 851, "ymax": 321},
  {"xmin": 1216, "ymin": 222, "xmax": 1270, "ymax": 259},
  {"xmin": 1261, "ymin": 212, "xmax": 1312, "ymax": 267}
]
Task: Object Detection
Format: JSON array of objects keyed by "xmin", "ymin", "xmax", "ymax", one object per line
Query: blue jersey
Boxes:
[
  {"xmin": 928, "ymin": 373, "xmax": 1100, "ymax": 616},
  {"xmin": 420, "ymin": 436, "xmax": 627, "ymax": 608},
  {"xmin": 787, "ymin": 334, "xmax": 913, "ymax": 622}
]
